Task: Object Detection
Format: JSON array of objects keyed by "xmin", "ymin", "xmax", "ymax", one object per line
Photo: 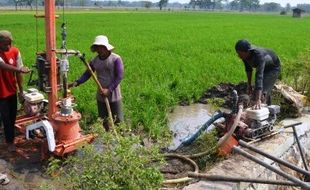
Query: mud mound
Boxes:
[
  {"xmin": 198, "ymin": 82, "xmax": 307, "ymax": 118},
  {"xmin": 161, "ymin": 158, "xmax": 193, "ymax": 180},
  {"xmin": 198, "ymin": 82, "xmax": 247, "ymax": 108}
]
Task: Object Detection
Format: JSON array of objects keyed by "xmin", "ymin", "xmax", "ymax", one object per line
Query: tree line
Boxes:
[{"xmin": 1, "ymin": 0, "xmax": 310, "ymax": 12}]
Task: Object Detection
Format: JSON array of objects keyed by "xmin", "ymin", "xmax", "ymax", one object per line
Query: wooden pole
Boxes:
[{"xmin": 79, "ymin": 55, "xmax": 114, "ymax": 129}]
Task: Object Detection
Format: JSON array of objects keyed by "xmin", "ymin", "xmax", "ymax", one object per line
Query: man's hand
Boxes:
[
  {"xmin": 18, "ymin": 92, "xmax": 25, "ymax": 104},
  {"xmin": 68, "ymin": 81, "xmax": 78, "ymax": 88},
  {"xmin": 19, "ymin": 66, "xmax": 30, "ymax": 73},
  {"xmin": 101, "ymin": 88, "xmax": 110, "ymax": 97},
  {"xmin": 253, "ymin": 99, "xmax": 261, "ymax": 110}
]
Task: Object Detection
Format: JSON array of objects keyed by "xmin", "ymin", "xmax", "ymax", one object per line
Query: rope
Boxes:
[
  {"xmin": 62, "ymin": 0, "xmax": 65, "ymax": 24},
  {"xmin": 35, "ymin": 0, "xmax": 39, "ymax": 53}
]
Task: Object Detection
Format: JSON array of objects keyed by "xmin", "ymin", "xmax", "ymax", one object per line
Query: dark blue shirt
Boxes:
[{"xmin": 243, "ymin": 47, "xmax": 281, "ymax": 90}]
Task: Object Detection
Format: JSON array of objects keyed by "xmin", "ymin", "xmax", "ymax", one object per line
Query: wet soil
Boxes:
[
  {"xmin": 0, "ymin": 134, "xmax": 50, "ymax": 190},
  {"xmin": 198, "ymin": 82, "xmax": 248, "ymax": 108},
  {"xmin": 161, "ymin": 158, "xmax": 194, "ymax": 180}
]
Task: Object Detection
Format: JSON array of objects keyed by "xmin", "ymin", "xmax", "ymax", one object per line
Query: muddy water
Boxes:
[{"xmin": 167, "ymin": 104, "xmax": 216, "ymax": 151}]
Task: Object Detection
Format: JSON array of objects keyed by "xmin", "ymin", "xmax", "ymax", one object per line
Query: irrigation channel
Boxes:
[{"xmin": 164, "ymin": 104, "xmax": 310, "ymax": 190}]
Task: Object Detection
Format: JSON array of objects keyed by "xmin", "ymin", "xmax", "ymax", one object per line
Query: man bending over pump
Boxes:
[{"xmin": 235, "ymin": 39, "xmax": 281, "ymax": 109}]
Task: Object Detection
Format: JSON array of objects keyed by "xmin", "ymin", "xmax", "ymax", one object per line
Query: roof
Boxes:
[{"xmin": 292, "ymin": 8, "xmax": 305, "ymax": 12}]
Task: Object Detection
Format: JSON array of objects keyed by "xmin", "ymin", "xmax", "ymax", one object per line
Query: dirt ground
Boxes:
[{"xmin": 0, "ymin": 133, "xmax": 49, "ymax": 190}]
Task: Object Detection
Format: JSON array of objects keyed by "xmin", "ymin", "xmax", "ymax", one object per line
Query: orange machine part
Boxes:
[
  {"xmin": 50, "ymin": 111, "xmax": 95, "ymax": 157},
  {"xmin": 218, "ymin": 135, "xmax": 238, "ymax": 156},
  {"xmin": 51, "ymin": 111, "xmax": 81, "ymax": 141}
]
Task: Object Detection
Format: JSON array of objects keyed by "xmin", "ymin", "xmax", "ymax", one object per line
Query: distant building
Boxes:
[{"xmin": 292, "ymin": 8, "xmax": 305, "ymax": 18}]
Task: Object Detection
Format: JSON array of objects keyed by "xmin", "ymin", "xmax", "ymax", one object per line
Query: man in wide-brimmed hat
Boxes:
[
  {"xmin": 70, "ymin": 35, "xmax": 124, "ymax": 131},
  {"xmin": 235, "ymin": 39, "xmax": 281, "ymax": 109},
  {"xmin": 0, "ymin": 30, "xmax": 30, "ymax": 152}
]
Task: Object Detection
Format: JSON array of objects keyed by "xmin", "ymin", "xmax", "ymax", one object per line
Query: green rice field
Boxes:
[{"xmin": 1, "ymin": 10, "xmax": 310, "ymax": 138}]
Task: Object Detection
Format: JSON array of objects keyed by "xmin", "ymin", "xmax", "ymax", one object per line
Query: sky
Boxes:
[
  {"xmin": 259, "ymin": 0, "xmax": 310, "ymax": 6},
  {"xmin": 169, "ymin": 0, "xmax": 310, "ymax": 6}
]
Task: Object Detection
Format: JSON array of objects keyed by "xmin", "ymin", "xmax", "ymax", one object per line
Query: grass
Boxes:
[{"xmin": 1, "ymin": 10, "xmax": 310, "ymax": 139}]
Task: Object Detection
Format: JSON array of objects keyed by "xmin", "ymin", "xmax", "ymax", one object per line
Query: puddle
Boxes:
[{"xmin": 167, "ymin": 104, "xmax": 215, "ymax": 151}]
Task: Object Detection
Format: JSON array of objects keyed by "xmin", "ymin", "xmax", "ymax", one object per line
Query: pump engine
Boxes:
[
  {"xmin": 234, "ymin": 105, "xmax": 280, "ymax": 139},
  {"xmin": 216, "ymin": 91, "xmax": 281, "ymax": 141},
  {"xmin": 23, "ymin": 88, "xmax": 47, "ymax": 116}
]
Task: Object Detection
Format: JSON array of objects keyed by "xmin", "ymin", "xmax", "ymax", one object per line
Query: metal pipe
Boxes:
[
  {"xmin": 284, "ymin": 122, "xmax": 309, "ymax": 171},
  {"xmin": 283, "ymin": 122, "xmax": 303, "ymax": 129},
  {"xmin": 187, "ymin": 172, "xmax": 299, "ymax": 187},
  {"xmin": 292, "ymin": 125, "xmax": 309, "ymax": 171},
  {"xmin": 239, "ymin": 140, "xmax": 310, "ymax": 177},
  {"xmin": 232, "ymin": 146, "xmax": 310, "ymax": 189},
  {"xmin": 284, "ymin": 122, "xmax": 308, "ymax": 171},
  {"xmin": 45, "ymin": 0, "xmax": 58, "ymax": 118}
]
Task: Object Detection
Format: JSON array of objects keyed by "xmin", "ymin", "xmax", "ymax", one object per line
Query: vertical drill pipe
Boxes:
[
  {"xmin": 79, "ymin": 56, "xmax": 114, "ymax": 128},
  {"xmin": 187, "ymin": 172, "xmax": 299, "ymax": 187},
  {"xmin": 45, "ymin": 0, "xmax": 58, "ymax": 118},
  {"xmin": 239, "ymin": 140, "xmax": 310, "ymax": 177},
  {"xmin": 63, "ymin": 73, "xmax": 68, "ymax": 98},
  {"xmin": 232, "ymin": 146, "xmax": 310, "ymax": 189}
]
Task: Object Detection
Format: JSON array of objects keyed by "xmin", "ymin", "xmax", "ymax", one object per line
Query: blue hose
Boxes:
[{"xmin": 180, "ymin": 111, "xmax": 224, "ymax": 146}]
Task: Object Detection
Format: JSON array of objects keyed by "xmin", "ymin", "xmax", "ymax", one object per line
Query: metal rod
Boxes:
[
  {"xmin": 292, "ymin": 125, "xmax": 309, "ymax": 171},
  {"xmin": 284, "ymin": 122, "xmax": 303, "ymax": 129},
  {"xmin": 239, "ymin": 140, "xmax": 310, "ymax": 177},
  {"xmin": 45, "ymin": 0, "xmax": 58, "ymax": 118},
  {"xmin": 187, "ymin": 172, "xmax": 299, "ymax": 187},
  {"xmin": 232, "ymin": 146, "xmax": 310, "ymax": 189},
  {"xmin": 283, "ymin": 122, "xmax": 308, "ymax": 171}
]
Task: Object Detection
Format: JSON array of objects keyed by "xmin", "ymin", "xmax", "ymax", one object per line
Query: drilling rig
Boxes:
[{"xmin": 14, "ymin": 0, "xmax": 95, "ymax": 159}]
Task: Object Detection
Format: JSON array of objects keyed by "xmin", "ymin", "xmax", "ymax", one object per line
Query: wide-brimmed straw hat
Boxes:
[{"xmin": 91, "ymin": 35, "xmax": 114, "ymax": 51}]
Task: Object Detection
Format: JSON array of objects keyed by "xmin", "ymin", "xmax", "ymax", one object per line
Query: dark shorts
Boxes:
[
  {"xmin": 0, "ymin": 94, "xmax": 17, "ymax": 143},
  {"xmin": 97, "ymin": 100, "xmax": 124, "ymax": 124}
]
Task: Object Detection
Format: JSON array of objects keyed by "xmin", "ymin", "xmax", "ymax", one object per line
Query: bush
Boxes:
[
  {"xmin": 46, "ymin": 123, "xmax": 164, "ymax": 190},
  {"xmin": 283, "ymin": 49, "xmax": 310, "ymax": 98}
]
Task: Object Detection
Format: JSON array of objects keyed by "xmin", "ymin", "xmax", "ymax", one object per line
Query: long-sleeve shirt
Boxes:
[
  {"xmin": 76, "ymin": 53, "xmax": 124, "ymax": 102},
  {"xmin": 243, "ymin": 47, "xmax": 281, "ymax": 90}
]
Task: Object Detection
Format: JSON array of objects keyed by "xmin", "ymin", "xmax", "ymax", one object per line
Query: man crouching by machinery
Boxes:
[
  {"xmin": 228, "ymin": 39, "xmax": 281, "ymax": 140},
  {"xmin": 235, "ymin": 39, "xmax": 281, "ymax": 109}
]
